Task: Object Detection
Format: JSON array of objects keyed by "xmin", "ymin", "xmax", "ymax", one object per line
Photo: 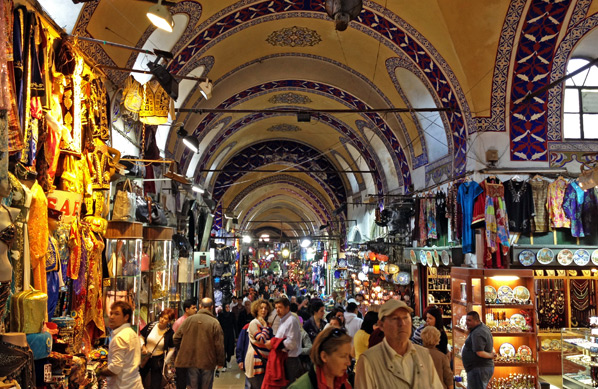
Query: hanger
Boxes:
[
  {"xmin": 512, "ymin": 174, "xmax": 522, "ymax": 182},
  {"xmin": 531, "ymin": 174, "xmax": 543, "ymax": 181}
]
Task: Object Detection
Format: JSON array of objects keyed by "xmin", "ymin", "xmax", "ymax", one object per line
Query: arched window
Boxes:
[{"xmin": 563, "ymin": 58, "xmax": 598, "ymax": 139}]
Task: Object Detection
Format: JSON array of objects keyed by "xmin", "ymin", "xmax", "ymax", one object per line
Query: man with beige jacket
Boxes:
[
  {"xmin": 173, "ymin": 298, "xmax": 224, "ymax": 389},
  {"xmin": 354, "ymin": 299, "xmax": 443, "ymax": 389}
]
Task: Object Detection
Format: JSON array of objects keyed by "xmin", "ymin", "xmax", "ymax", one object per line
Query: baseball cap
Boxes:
[
  {"xmin": 347, "ymin": 298, "xmax": 357, "ymax": 304},
  {"xmin": 378, "ymin": 299, "xmax": 413, "ymax": 320}
]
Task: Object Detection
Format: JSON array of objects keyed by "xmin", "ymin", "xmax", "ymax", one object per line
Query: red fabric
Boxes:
[
  {"xmin": 317, "ymin": 366, "xmax": 352, "ymax": 389},
  {"xmin": 262, "ymin": 337, "xmax": 288, "ymax": 389}
]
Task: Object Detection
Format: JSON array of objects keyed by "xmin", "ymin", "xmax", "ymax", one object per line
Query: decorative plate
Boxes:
[
  {"xmin": 396, "ymin": 271, "xmax": 410, "ymax": 285},
  {"xmin": 574, "ymin": 249, "xmax": 591, "ymax": 266},
  {"xmin": 499, "ymin": 342, "xmax": 516, "ymax": 357},
  {"xmin": 592, "ymin": 249, "xmax": 598, "ymax": 266},
  {"xmin": 386, "ymin": 264, "xmax": 399, "ymax": 274},
  {"xmin": 433, "ymin": 249, "xmax": 440, "ymax": 267},
  {"xmin": 420, "ymin": 250, "xmax": 427, "ymax": 266},
  {"xmin": 537, "ymin": 248, "xmax": 554, "ymax": 265},
  {"xmin": 541, "ymin": 339, "xmax": 551, "ymax": 351},
  {"xmin": 426, "ymin": 251, "xmax": 434, "ymax": 267},
  {"xmin": 410, "ymin": 250, "xmax": 417, "ymax": 264},
  {"xmin": 428, "ymin": 294, "xmax": 435, "ymax": 304},
  {"xmin": 497, "ymin": 285, "xmax": 514, "ymax": 303},
  {"xmin": 485, "ymin": 285, "xmax": 497, "ymax": 302},
  {"xmin": 518, "ymin": 249, "xmax": 536, "ymax": 266},
  {"xmin": 517, "ymin": 345, "xmax": 532, "ymax": 357},
  {"xmin": 550, "ymin": 339, "xmax": 561, "ymax": 350},
  {"xmin": 459, "ymin": 315, "xmax": 466, "ymax": 329},
  {"xmin": 441, "ymin": 250, "xmax": 450, "ymax": 266},
  {"xmin": 509, "ymin": 313, "xmax": 526, "ymax": 327},
  {"xmin": 513, "ymin": 286, "xmax": 530, "ymax": 303},
  {"xmin": 557, "ymin": 249, "xmax": 574, "ymax": 266}
]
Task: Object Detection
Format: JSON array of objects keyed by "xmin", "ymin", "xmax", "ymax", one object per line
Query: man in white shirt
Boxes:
[
  {"xmin": 344, "ymin": 302, "xmax": 363, "ymax": 339},
  {"xmin": 98, "ymin": 301, "xmax": 143, "ymax": 389},
  {"xmin": 267, "ymin": 297, "xmax": 303, "ymax": 385}
]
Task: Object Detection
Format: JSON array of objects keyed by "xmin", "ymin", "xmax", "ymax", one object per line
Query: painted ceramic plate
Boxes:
[
  {"xmin": 509, "ymin": 313, "xmax": 526, "ymax": 327},
  {"xmin": 518, "ymin": 345, "xmax": 532, "ymax": 357},
  {"xmin": 410, "ymin": 250, "xmax": 417, "ymax": 264},
  {"xmin": 441, "ymin": 250, "xmax": 450, "ymax": 266},
  {"xmin": 550, "ymin": 339, "xmax": 561, "ymax": 350},
  {"xmin": 574, "ymin": 249, "xmax": 591, "ymax": 266},
  {"xmin": 420, "ymin": 250, "xmax": 427, "ymax": 266},
  {"xmin": 518, "ymin": 249, "xmax": 535, "ymax": 266},
  {"xmin": 396, "ymin": 271, "xmax": 410, "ymax": 285},
  {"xmin": 541, "ymin": 339, "xmax": 551, "ymax": 351},
  {"xmin": 433, "ymin": 249, "xmax": 440, "ymax": 267},
  {"xmin": 459, "ymin": 315, "xmax": 466, "ymax": 328},
  {"xmin": 592, "ymin": 249, "xmax": 598, "ymax": 266},
  {"xmin": 426, "ymin": 251, "xmax": 434, "ymax": 267},
  {"xmin": 485, "ymin": 285, "xmax": 497, "ymax": 302},
  {"xmin": 387, "ymin": 264, "xmax": 399, "ymax": 274},
  {"xmin": 499, "ymin": 343, "xmax": 516, "ymax": 357},
  {"xmin": 557, "ymin": 249, "xmax": 574, "ymax": 266},
  {"xmin": 536, "ymin": 248, "xmax": 554, "ymax": 265},
  {"xmin": 497, "ymin": 285, "xmax": 514, "ymax": 303},
  {"xmin": 513, "ymin": 286, "xmax": 530, "ymax": 303}
]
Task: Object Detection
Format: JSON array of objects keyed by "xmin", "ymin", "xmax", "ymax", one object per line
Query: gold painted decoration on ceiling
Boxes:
[
  {"xmin": 267, "ymin": 124, "xmax": 302, "ymax": 132},
  {"xmin": 268, "ymin": 92, "xmax": 312, "ymax": 105},
  {"xmin": 266, "ymin": 26, "xmax": 322, "ymax": 47}
]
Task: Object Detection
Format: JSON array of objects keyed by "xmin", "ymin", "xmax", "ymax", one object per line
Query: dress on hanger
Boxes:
[
  {"xmin": 46, "ymin": 235, "xmax": 59, "ymax": 318},
  {"xmin": 503, "ymin": 179, "xmax": 534, "ymax": 233},
  {"xmin": 530, "ymin": 178, "xmax": 549, "ymax": 233},
  {"xmin": 426, "ymin": 196, "xmax": 437, "ymax": 240},
  {"xmin": 457, "ymin": 181, "xmax": 483, "ymax": 254},
  {"xmin": 547, "ymin": 177, "xmax": 570, "ymax": 228},
  {"xmin": 563, "ymin": 181, "xmax": 588, "ymax": 238},
  {"xmin": 28, "ymin": 180, "xmax": 48, "ymax": 293}
]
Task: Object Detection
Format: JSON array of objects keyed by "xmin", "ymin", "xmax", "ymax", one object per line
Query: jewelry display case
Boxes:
[
  {"xmin": 562, "ymin": 328, "xmax": 598, "ymax": 389},
  {"xmin": 140, "ymin": 226, "xmax": 174, "ymax": 326},
  {"xmin": 104, "ymin": 221, "xmax": 143, "ymax": 332},
  {"xmin": 451, "ymin": 268, "xmax": 538, "ymax": 388}
]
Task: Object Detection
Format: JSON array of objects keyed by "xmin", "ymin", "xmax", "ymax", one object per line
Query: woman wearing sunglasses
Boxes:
[{"xmin": 289, "ymin": 327, "xmax": 352, "ymax": 389}]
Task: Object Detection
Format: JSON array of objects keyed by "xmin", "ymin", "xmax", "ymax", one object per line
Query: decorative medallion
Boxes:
[
  {"xmin": 267, "ymin": 124, "xmax": 302, "ymax": 132},
  {"xmin": 266, "ymin": 26, "xmax": 322, "ymax": 47},
  {"xmin": 268, "ymin": 92, "xmax": 312, "ymax": 105}
]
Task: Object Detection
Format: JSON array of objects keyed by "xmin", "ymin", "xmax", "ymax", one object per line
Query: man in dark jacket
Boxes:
[
  {"xmin": 173, "ymin": 298, "xmax": 224, "ymax": 389},
  {"xmin": 236, "ymin": 323, "xmax": 251, "ymax": 389}
]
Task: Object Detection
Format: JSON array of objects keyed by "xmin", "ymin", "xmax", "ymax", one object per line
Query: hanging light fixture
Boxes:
[
  {"xmin": 192, "ymin": 185, "xmax": 204, "ymax": 194},
  {"xmin": 147, "ymin": 0, "xmax": 175, "ymax": 32},
  {"xmin": 199, "ymin": 79, "xmax": 213, "ymax": 100},
  {"xmin": 176, "ymin": 127, "xmax": 199, "ymax": 153}
]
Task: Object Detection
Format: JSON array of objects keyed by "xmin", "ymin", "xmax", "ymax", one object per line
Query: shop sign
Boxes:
[{"xmin": 47, "ymin": 190, "xmax": 83, "ymax": 223}]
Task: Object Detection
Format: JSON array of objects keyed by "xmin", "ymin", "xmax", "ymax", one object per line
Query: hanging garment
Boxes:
[
  {"xmin": 457, "ymin": 181, "xmax": 483, "ymax": 254},
  {"xmin": 480, "ymin": 178, "xmax": 509, "ymax": 268},
  {"xmin": 446, "ymin": 183, "xmax": 462, "ymax": 242},
  {"xmin": 139, "ymin": 80, "xmax": 174, "ymax": 125},
  {"xmin": 435, "ymin": 191, "xmax": 448, "ymax": 239},
  {"xmin": 82, "ymin": 227, "xmax": 105, "ymax": 344},
  {"xmin": 89, "ymin": 77, "xmax": 110, "ymax": 140},
  {"xmin": 29, "ymin": 181, "xmax": 48, "ymax": 293},
  {"xmin": 46, "ymin": 236, "xmax": 59, "ymax": 319},
  {"xmin": 530, "ymin": 178, "xmax": 550, "ymax": 233},
  {"xmin": 582, "ymin": 188, "xmax": 598, "ymax": 238},
  {"xmin": 418, "ymin": 197, "xmax": 427, "ymax": 246},
  {"xmin": 5, "ymin": 173, "xmax": 32, "ymax": 292},
  {"xmin": 503, "ymin": 179, "xmax": 534, "ymax": 233},
  {"xmin": 547, "ymin": 177, "xmax": 570, "ymax": 228},
  {"xmin": 563, "ymin": 181, "xmax": 588, "ymax": 238},
  {"xmin": 426, "ymin": 197, "xmax": 437, "ymax": 240}
]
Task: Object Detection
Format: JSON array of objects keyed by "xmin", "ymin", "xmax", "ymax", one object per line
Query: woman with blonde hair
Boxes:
[
  {"xmin": 245, "ymin": 298, "xmax": 274, "ymax": 389},
  {"xmin": 289, "ymin": 327, "xmax": 352, "ymax": 389},
  {"xmin": 421, "ymin": 326, "xmax": 453, "ymax": 389}
]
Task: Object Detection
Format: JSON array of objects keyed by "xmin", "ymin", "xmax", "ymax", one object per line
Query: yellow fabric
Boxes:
[
  {"xmin": 353, "ymin": 329, "xmax": 370, "ymax": 361},
  {"xmin": 139, "ymin": 80, "xmax": 173, "ymax": 125},
  {"xmin": 29, "ymin": 181, "xmax": 48, "ymax": 293}
]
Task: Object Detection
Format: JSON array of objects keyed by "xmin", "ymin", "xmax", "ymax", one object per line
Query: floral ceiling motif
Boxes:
[
  {"xmin": 266, "ymin": 26, "xmax": 322, "ymax": 47},
  {"xmin": 267, "ymin": 124, "xmax": 302, "ymax": 132},
  {"xmin": 268, "ymin": 92, "xmax": 312, "ymax": 105}
]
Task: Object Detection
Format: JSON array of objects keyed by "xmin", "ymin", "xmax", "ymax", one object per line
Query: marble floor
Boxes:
[
  {"xmin": 540, "ymin": 375, "xmax": 562, "ymax": 389},
  {"xmin": 213, "ymin": 360, "xmax": 247, "ymax": 389}
]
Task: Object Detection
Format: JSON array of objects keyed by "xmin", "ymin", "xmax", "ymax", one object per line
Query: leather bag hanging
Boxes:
[
  {"xmin": 150, "ymin": 202, "xmax": 167, "ymax": 226},
  {"xmin": 112, "ymin": 179, "xmax": 136, "ymax": 221},
  {"xmin": 135, "ymin": 195, "xmax": 151, "ymax": 223}
]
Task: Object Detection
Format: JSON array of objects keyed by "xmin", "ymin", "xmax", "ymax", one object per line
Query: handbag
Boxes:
[
  {"xmin": 150, "ymin": 202, "xmax": 167, "ymax": 226},
  {"xmin": 136, "ymin": 195, "xmax": 151, "ymax": 223},
  {"xmin": 140, "ymin": 332, "xmax": 165, "ymax": 369},
  {"xmin": 113, "ymin": 179, "xmax": 136, "ymax": 221}
]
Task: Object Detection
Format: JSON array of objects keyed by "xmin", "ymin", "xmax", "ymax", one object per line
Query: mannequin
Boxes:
[
  {"xmin": 0, "ymin": 204, "xmax": 20, "ymax": 325},
  {"xmin": 1, "ymin": 332, "xmax": 27, "ymax": 348}
]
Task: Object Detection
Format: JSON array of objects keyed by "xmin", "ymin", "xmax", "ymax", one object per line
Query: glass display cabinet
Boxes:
[
  {"xmin": 104, "ymin": 221, "xmax": 143, "ymax": 332},
  {"xmin": 140, "ymin": 226, "xmax": 174, "ymax": 326},
  {"xmin": 562, "ymin": 328, "xmax": 598, "ymax": 389}
]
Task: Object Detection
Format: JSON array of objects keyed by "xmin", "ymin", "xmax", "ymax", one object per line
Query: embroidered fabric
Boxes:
[
  {"xmin": 139, "ymin": 80, "xmax": 173, "ymax": 125},
  {"xmin": 0, "ymin": 340, "xmax": 35, "ymax": 388},
  {"xmin": 0, "ymin": 204, "xmax": 16, "ymax": 246}
]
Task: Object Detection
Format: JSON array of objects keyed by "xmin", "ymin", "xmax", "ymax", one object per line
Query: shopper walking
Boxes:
[
  {"xmin": 245, "ymin": 299, "xmax": 274, "ymax": 389},
  {"xmin": 421, "ymin": 326, "xmax": 454, "ymax": 389},
  {"xmin": 462, "ymin": 311, "xmax": 496, "ymax": 389},
  {"xmin": 352, "ymin": 311, "xmax": 378, "ymax": 361},
  {"xmin": 412, "ymin": 305, "xmax": 449, "ymax": 354},
  {"xmin": 171, "ymin": 299, "xmax": 196, "ymax": 389},
  {"xmin": 344, "ymin": 302, "xmax": 363, "ymax": 339},
  {"xmin": 269, "ymin": 297, "xmax": 304, "ymax": 384},
  {"xmin": 98, "ymin": 301, "xmax": 143, "ymax": 389},
  {"xmin": 303, "ymin": 300, "xmax": 326, "ymax": 343},
  {"xmin": 354, "ymin": 299, "xmax": 443, "ymax": 389},
  {"xmin": 289, "ymin": 327, "xmax": 352, "ymax": 389},
  {"xmin": 139, "ymin": 308, "xmax": 176, "ymax": 389},
  {"xmin": 218, "ymin": 304, "xmax": 236, "ymax": 370},
  {"xmin": 173, "ymin": 298, "xmax": 224, "ymax": 389}
]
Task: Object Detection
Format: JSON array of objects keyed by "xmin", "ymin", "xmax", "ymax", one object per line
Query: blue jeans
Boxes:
[
  {"xmin": 467, "ymin": 366, "xmax": 494, "ymax": 389},
  {"xmin": 187, "ymin": 368, "xmax": 214, "ymax": 389}
]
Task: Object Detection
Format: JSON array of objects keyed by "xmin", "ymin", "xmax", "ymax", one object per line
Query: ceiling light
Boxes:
[
  {"xmin": 182, "ymin": 135, "xmax": 199, "ymax": 153},
  {"xmin": 199, "ymin": 79, "xmax": 213, "ymax": 100},
  {"xmin": 319, "ymin": 223, "xmax": 330, "ymax": 231},
  {"xmin": 300, "ymin": 237, "xmax": 312, "ymax": 248},
  {"xmin": 192, "ymin": 185, "xmax": 204, "ymax": 194},
  {"xmin": 281, "ymin": 248, "xmax": 290, "ymax": 258},
  {"xmin": 147, "ymin": 0, "xmax": 174, "ymax": 32},
  {"xmin": 243, "ymin": 235, "xmax": 252, "ymax": 244}
]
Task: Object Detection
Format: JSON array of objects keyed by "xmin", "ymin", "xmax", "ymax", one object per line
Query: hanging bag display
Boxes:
[
  {"xmin": 112, "ymin": 179, "xmax": 136, "ymax": 221},
  {"xmin": 150, "ymin": 202, "xmax": 167, "ymax": 226},
  {"xmin": 135, "ymin": 195, "xmax": 152, "ymax": 223}
]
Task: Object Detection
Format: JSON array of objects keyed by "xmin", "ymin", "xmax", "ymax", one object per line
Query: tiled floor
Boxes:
[
  {"xmin": 213, "ymin": 361, "xmax": 247, "ymax": 389},
  {"xmin": 540, "ymin": 375, "xmax": 562, "ymax": 389}
]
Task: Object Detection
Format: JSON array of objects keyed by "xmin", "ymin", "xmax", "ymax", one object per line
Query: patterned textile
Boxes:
[
  {"xmin": 563, "ymin": 181, "xmax": 588, "ymax": 238},
  {"xmin": 139, "ymin": 80, "xmax": 173, "ymax": 125},
  {"xmin": 0, "ymin": 281, "xmax": 9, "ymax": 322},
  {"xmin": 446, "ymin": 183, "xmax": 462, "ymax": 241},
  {"xmin": 0, "ymin": 340, "xmax": 35, "ymax": 388},
  {"xmin": 504, "ymin": 180, "xmax": 534, "ymax": 233},
  {"xmin": 530, "ymin": 179, "xmax": 549, "ymax": 233},
  {"xmin": 457, "ymin": 181, "xmax": 483, "ymax": 254},
  {"xmin": 29, "ymin": 181, "xmax": 48, "ymax": 293},
  {"xmin": 247, "ymin": 319, "xmax": 274, "ymax": 377},
  {"xmin": 547, "ymin": 177, "xmax": 570, "ymax": 228},
  {"xmin": 83, "ymin": 227, "xmax": 105, "ymax": 343},
  {"xmin": 418, "ymin": 197, "xmax": 427, "ymax": 246},
  {"xmin": 480, "ymin": 179, "xmax": 510, "ymax": 268},
  {"xmin": 426, "ymin": 197, "xmax": 437, "ymax": 240}
]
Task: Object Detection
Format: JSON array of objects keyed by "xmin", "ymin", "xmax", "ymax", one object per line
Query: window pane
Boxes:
[
  {"xmin": 583, "ymin": 114, "xmax": 598, "ymax": 139},
  {"xmin": 568, "ymin": 59, "xmax": 590, "ymax": 86},
  {"xmin": 564, "ymin": 88, "xmax": 579, "ymax": 112},
  {"xmin": 564, "ymin": 113, "xmax": 581, "ymax": 138},
  {"xmin": 586, "ymin": 66, "xmax": 598, "ymax": 86},
  {"xmin": 582, "ymin": 89, "xmax": 598, "ymax": 113}
]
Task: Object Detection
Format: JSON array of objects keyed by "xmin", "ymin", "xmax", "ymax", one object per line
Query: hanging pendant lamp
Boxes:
[{"xmin": 147, "ymin": 0, "xmax": 175, "ymax": 32}]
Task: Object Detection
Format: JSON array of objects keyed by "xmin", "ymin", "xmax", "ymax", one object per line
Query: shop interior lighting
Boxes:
[
  {"xmin": 192, "ymin": 185, "xmax": 205, "ymax": 194},
  {"xmin": 300, "ymin": 237, "xmax": 313, "ymax": 248},
  {"xmin": 147, "ymin": 0, "xmax": 175, "ymax": 32},
  {"xmin": 199, "ymin": 79, "xmax": 213, "ymax": 100},
  {"xmin": 489, "ymin": 275, "xmax": 520, "ymax": 281},
  {"xmin": 242, "ymin": 235, "xmax": 252, "ymax": 243},
  {"xmin": 281, "ymin": 248, "xmax": 290, "ymax": 258},
  {"xmin": 176, "ymin": 127, "xmax": 200, "ymax": 153}
]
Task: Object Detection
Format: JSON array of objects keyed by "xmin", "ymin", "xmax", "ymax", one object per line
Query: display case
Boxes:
[
  {"xmin": 426, "ymin": 266, "xmax": 452, "ymax": 326},
  {"xmin": 140, "ymin": 226, "xmax": 174, "ymax": 326},
  {"xmin": 451, "ymin": 268, "xmax": 538, "ymax": 388},
  {"xmin": 104, "ymin": 221, "xmax": 143, "ymax": 332},
  {"xmin": 562, "ymin": 328, "xmax": 598, "ymax": 389}
]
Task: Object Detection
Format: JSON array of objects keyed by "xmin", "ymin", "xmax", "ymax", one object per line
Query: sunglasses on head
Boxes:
[{"xmin": 319, "ymin": 328, "xmax": 347, "ymax": 352}]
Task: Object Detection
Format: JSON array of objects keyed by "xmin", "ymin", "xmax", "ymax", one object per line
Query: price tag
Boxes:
[{"xmin": 44, "ymin": 364, "xmax": 52, "ymax": 382}]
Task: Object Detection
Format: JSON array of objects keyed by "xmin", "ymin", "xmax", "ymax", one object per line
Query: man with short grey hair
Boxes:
[
  {"xmin": 174, "ymin": 298, "xmax": 225, "ymax": 388},
  {"xmin": 462, "ymin": 311, "xmax": 495, "ymax": 389}
]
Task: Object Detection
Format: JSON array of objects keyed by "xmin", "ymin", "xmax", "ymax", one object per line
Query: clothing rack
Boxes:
[{"xmin": 409, "ymin": 170, "xmax": 474, "ymax": 196}]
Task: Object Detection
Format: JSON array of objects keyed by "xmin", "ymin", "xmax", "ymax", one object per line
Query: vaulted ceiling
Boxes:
[{"xmin": 50, "ymin": 0, "xmax": 588, "ymax": 240}]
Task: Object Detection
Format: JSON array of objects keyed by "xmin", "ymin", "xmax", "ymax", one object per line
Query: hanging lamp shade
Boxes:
[
  {"xmin": 147, "ymin": 0, "xmax": 175, "ymax": 32},
  {"xmin": 199, "ymin": 79, "xmax": 213, "ymax": 100}
]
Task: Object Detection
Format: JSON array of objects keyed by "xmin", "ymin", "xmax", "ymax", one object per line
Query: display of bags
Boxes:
[
  {"xmin": 136, "ymin": 195, "xmax": 151, "ymax": 223},
  {"xmin": 112, "ymin": 179, "xmax": 136, "ymax": 221},
  {"xmin": 150, "ymin": 202, "xmax": 167, "ymax": 226},
  {"xmin": 26, "ymin": 332, "xmax": 52, "ymax": 360},
  {"xmin": 10, "ymin": 290, "xmax": 48, "ymax": 334}
]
